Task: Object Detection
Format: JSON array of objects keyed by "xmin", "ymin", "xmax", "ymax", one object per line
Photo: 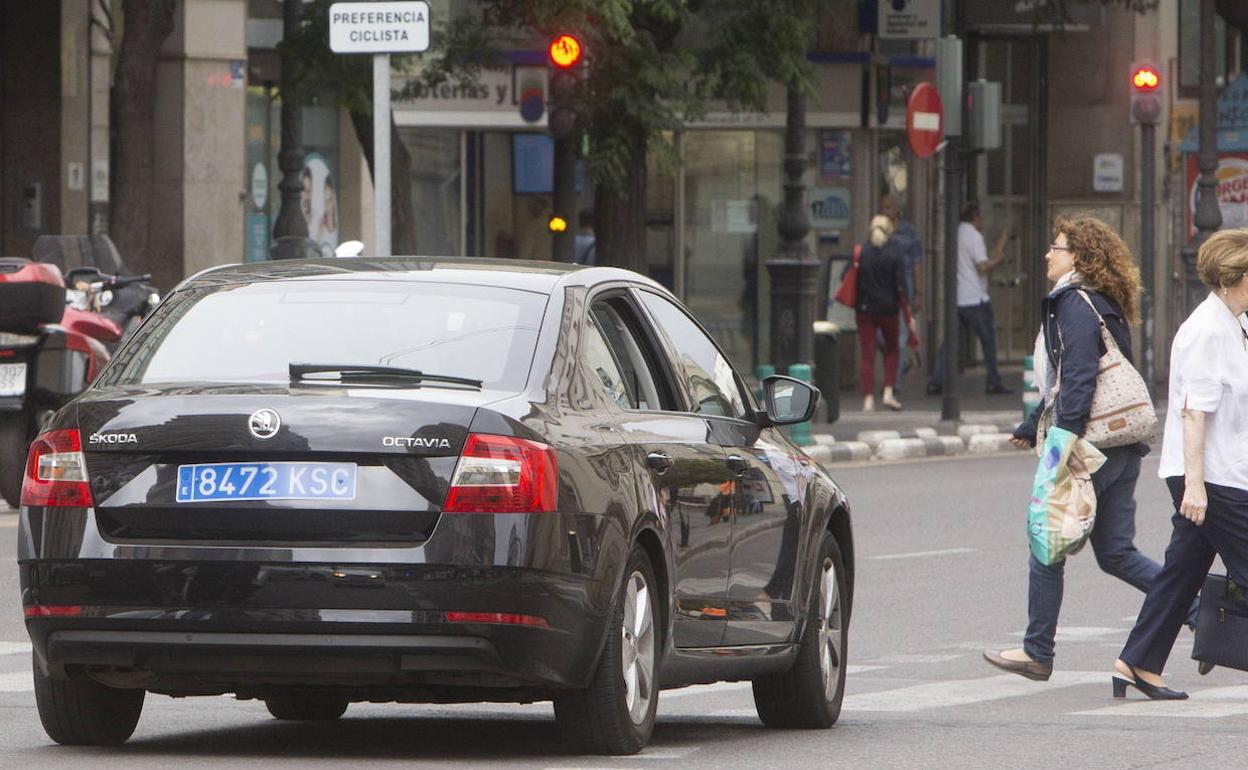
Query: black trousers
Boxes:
[{"xmin": 1120, "ymin": 477, "xmax": 1248, "ymax": 673}]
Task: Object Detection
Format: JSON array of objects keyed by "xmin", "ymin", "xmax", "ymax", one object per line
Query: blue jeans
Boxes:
[
  {"xmin": 928, "ymin": 301, "xmax": 1003, "ymax": 390},
  {"xmin": 1024, "ymin": 446, "xmax": 1188, "ymax": 665}
]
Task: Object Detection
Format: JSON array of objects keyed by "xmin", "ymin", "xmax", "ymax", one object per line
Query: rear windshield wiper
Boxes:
[{"xmin": 289, "ymin": 363, "xmax": 483, "ymax": 389}]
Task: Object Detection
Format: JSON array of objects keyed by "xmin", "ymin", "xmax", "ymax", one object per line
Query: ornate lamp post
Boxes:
[
  {"xmin": 767, "ymin": 85, "xmax": 821, "ymax": 373},
  {"xmin": 271, "ymin": 0, "xmax": 310, "ymax": 259},
  {"xmin": 1183, "ymin": 0, "xmax": 1224, "ymax": 307}
]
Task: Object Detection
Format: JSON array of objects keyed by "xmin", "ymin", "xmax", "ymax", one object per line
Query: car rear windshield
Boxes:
[{"xmin": 100, "ymin": 279, "xmax": 547, "ymax": 391}]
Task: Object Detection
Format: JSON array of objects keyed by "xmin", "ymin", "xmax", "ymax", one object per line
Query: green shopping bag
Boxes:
[{"xmin": 1028, "ymin": 425, "xmax": 1107, "ymax": 566}]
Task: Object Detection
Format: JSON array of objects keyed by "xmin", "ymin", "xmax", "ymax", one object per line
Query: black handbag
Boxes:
[{"xmin": 1191, "ymin": 574, "xmax": 1248, "ymax": 672}]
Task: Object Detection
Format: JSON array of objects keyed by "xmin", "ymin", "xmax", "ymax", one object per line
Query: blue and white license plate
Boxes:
[{"xmin": 176, "ymin": 462, "xmax": 357, "ymax": 503}]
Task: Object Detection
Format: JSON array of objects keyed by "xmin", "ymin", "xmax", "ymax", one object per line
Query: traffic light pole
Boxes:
[
  {"xmin": 941, "ymin": 137, "xmax": 962, "ymax": 422},
  {"xmin": 374, "ymin": 53, "xmax": 392, "ymax": 258},
  {"xmin": 1139, "ymin": 120, "xmax": 1155, "ymax": 392},
  {"xmin": 552, "ymin": 135, "xmax": 576, "ymax": 263}
]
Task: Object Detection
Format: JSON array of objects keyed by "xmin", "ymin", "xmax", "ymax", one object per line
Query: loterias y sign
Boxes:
[{"xmin": 329, "ymin": 1, "xmax": 430, "ymax": 54}]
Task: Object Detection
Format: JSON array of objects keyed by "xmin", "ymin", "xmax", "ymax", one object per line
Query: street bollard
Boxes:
[
  {"xmin": 1022, "ymin": 355, "xmax": 1041, "ymax": 421},
  {"xmin": 788, "ymin": 363, "xmax": 814, "ymax": 446},
  {"xmin": 755, "ymin": 364, "xmax": 776, "ymax": 404}
]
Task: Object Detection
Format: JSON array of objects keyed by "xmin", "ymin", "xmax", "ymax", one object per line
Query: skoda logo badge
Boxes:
[{"xmin": 249, "ymin": 409, "xmax": 281, "ymax": 439}]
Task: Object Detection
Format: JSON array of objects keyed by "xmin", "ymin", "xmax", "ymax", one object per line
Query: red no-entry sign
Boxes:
[{"xmin": 907, "ymin": 82, "xmax": 943, "ymax": 159}]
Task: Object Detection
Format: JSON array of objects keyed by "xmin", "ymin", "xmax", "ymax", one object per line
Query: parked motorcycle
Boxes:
[{"xmin": 0, "ymin": 235, "xmax": 157, "ymax": 507}]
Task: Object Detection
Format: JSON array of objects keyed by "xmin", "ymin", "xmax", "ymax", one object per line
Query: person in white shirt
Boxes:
[
  {"xmin": 927, "ymin": 202, "xmax": 1012, "ymax": 395},
  {"xmin": 1114, "ymin": 228, "xmax": 1248, "ymax": 701}
]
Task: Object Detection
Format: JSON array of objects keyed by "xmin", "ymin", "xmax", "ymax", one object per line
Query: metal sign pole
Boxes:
[{"xmin": 374, "ymin": 53, "xmax": 392, "ymax": 257}]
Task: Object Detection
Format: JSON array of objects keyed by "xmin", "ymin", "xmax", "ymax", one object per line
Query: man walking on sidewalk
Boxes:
[{"xmin": 927, "ymin": 201, "xmax": 1012, "ymax": 395}]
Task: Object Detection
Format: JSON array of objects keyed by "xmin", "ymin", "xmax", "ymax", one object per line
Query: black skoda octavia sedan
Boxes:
[{"xmin": 17, "ymin": 258, "xmax": 854, "ymax": 754}]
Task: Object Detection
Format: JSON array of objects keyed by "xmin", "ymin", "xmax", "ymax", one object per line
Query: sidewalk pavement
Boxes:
[{"xmin": 800, "ymin": 365, "xmax": 1160, "ymax": 466}]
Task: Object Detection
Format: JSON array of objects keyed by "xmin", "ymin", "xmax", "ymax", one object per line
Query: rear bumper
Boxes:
[{"xmin": 20, "ymin": 509, "xmax": 620, "ymax": 695}]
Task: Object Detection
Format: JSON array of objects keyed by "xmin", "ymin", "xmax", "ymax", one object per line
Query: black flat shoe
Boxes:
[
  {"xmin": 985, "ymin": 384, "xmax": 1014, "ymax": 395},
  {"xmin": 925, "ymin": 383, "xmax": 942, "ymax": 396},
  {"xmin": 983, "ymin": 649, "xmax": 1052, "ymax": 681},
  {"xmin": 1112, "ymin": 664, "xmax": 1188, "ymax": 700},
  {"xmin": 1198, "ymin": 660, "xmax": 1215, "ymax": 676}
]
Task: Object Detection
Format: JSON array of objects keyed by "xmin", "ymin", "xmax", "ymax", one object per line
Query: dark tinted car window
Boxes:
[
  {"xmin": 635, "ymin": 290, "xmax": 748, "ymax": 420},
  {"xmin": 589, "ymin": 299, "xmax": 670, "ymax": 411},
  {"xmin": 101, "ymin": 280, "xmax": 546, "ymax": 391},
  {"xmin": 582, "ymin": 317, "xmax": 636, "ymax": 409}
]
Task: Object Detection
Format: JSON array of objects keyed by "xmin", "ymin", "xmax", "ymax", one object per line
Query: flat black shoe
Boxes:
[
  {"xmin": 985, "ymin": 384, "xmax": 1014, "ymax": 395},
  {"xmin": 983, "ymin": 649, "xmax": 1052, "ymax": 681},
  {"xmin": 1198, "ymin": 661, "xmax": 1215, "ymax": 676},
  {"xmin": 925, "ymin": 384, "xmax": 942, "ymax": 396},
  {"xmin": 1112, "ymin": 664, "xmax": 1188, "ymax": 700}
]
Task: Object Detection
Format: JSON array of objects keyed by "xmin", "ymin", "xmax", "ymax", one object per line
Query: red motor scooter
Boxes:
[{"xmin": 0, "ymin": 237, "xmax": 156, "ymax": 507}]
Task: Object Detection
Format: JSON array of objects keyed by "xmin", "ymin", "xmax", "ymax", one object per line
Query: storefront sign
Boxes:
[
  {"xmin": 329, "ymin": 1, "xmax": 430, "ymax": 54},
  {"xmin": 964, "ymin": 0, "xmax": 1101, "ymax": 31},
  {"xmin": 1093, "ymin": 153, "xmax": 1124, "ymax": 193},
  {"xmin": 810, "ymin": 187, "xmax": 851, "ymax": 231},
  {"xmin": 879, "ymin": 0, "xmax": 940, "ymax": 40},
  {"xmin": 396, "ymin": 66, "xmax": 547, "ymax": 127},
  {"xmin": 819, "ymin": 130, "xmax": 852, "ymax": 182},
  {"xmin": 1185, "ymin": 153, "xmax": 1248, "ymax": 239}
]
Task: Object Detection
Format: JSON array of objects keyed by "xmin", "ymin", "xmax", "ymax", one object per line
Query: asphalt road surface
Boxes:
[{"xmin": 4, "ymin": 452, "xmax": 1248, "ymax": 768}]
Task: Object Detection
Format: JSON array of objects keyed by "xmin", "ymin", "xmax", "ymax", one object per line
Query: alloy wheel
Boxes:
[
  {"xmin": 621, "ymin": 570, "xmax": 655, "ymax": 724},
  {"xmin": 818, "ymin": 555, "xmax": 844, "ymax": 699}
]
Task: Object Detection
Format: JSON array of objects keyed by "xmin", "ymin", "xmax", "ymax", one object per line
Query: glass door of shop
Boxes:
[
  {"xmin": 681, "ymin": 131, "xmax": 783, "ymax": 376},
  {"xmin": 969, "ymin": 37, "xmax": 1047, "ymax": 362}
]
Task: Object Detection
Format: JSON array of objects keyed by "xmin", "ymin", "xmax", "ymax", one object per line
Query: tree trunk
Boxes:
[
  {"xmin": 110, "ymin": 0, "xmax": 175, "ymax": 282},
  {"xmin": 348, "ymin": 109, "xmax": 419, "ymax": 255},
  {"xmin": 593, "ymin": 124, "xmax": 647, "ymax": 274}
]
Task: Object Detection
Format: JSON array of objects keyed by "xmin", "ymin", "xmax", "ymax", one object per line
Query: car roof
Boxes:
[{"xmin": 177, "ymin": 256, "xmax": 670, "ymax": 296}]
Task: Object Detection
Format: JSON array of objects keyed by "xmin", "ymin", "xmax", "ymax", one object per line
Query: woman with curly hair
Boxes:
[{"xmin": 983, "ymin": 215, "xmax": 1191, "ymax": 681}]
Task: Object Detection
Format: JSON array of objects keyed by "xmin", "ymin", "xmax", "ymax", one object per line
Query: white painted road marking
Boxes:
[
  {"xmin": 869, "ymin": 547, "xmax": 977, "ymax": 561},
  {"xmin": 0, "ymin": 672, "xmax": 31, "ymax": 693},
  {"xmin": 0, "ymin": 642, "xmax": 31, "ymax": 656},
  {"xmin": 1074, "ymin": 685, "xmax": 1248, "ymax": 719},
  {"xmin": 843, "ymin": 671, "xmax": 1105, "ymax": 712}
]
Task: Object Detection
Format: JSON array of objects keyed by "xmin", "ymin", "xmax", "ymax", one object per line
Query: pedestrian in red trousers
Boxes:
[{"xmin": 854, "ymin": 214, "xmax": 908, "ymax": 411}]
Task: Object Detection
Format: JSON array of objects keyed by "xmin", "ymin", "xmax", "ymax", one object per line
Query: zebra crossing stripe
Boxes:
[
  {"xmin": 0, "ymin": 642, "xmax": 32, "ymax": 656},
  {"xmin": 1073, "ymin": 684, "xmax": 1248, "ymax": 719},
  {"xmin": 0, "ymin": 672, "xmax": 31, "ymax": 693},
  {"xmin": 843, "ymin": 671, "xmax": 1105, "ymax": 713}
]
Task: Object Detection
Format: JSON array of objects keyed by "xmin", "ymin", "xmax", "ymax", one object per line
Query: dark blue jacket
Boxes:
[{"xmin": 1014, "ymin": 283, "xmax": 1135, "ymax": 446}]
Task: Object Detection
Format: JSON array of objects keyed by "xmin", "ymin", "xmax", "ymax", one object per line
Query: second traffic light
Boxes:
[
  {"xmin": 1130, "ymin": 62, "xmax": 1162, "ymax": 125},
  {"xmin": 548, "ymin": 34, "xmax": 584, "ymax": 138}
]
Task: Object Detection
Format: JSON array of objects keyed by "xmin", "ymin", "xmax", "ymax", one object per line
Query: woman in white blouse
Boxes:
[{"xmin": 1113, "ymin": 228, "xmax": 1248, "ymax": 700}]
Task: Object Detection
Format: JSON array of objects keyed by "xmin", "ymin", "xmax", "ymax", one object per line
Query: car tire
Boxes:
[
  {"xmin": 752, "ymin": 531, "xmax": 847, "ymax": 729},
  {"xmin": 264, "ymin": 694, "xmax": 349, "ymax": 721},
  {"xmin": 554, "ymin": 545, "xmax": 659, "ymax": 755},
  {"xmin": 0, "ymin": 411, "xmax": 29, "ymax": 509},
  {"xmin": 33, "ymin": 652, "xmax": 145, "ymax": 745}
]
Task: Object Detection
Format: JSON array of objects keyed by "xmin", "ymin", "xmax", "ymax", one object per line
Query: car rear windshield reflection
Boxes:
[{"xmin": 100, "ymin": 280, "xmax": 546, "ymax": 391}]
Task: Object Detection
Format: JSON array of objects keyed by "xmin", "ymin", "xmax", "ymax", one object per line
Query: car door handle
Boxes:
[
  {"xmin": 725, "ymin": 455, "xmax": 750, "ymax": 476},
  {"xmin": 646, "ymin": 452, "xmax": 674, "ymax": 474}
]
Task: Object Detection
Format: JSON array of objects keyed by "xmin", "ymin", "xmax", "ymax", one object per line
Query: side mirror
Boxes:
[
  {"xmin": 760, "ymin": 375, "xmax": 819, "ymax": 426},
  {"xmin": 64, "ymin": 266, "xmax": 102, "ymax": 286}
]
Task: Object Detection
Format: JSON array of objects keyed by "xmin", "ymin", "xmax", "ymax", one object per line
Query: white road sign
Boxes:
[{"xmin": 329, "ymin": 1, "xmax": 430, "ymax": 54}]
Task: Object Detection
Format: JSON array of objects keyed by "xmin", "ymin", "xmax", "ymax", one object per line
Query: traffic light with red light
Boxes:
[
  {"xmin": 1130, "ymin": 63, "xmax": 1162, "ymax": 125},
  {"xmin": 549, "ymin": 34, "xmax": 582, "ymax": 69},
  {"xmin": 548, "ymin": 34, "xmax": 585, "ymax": 138}
]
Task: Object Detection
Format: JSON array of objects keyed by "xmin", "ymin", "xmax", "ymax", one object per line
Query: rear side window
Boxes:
[
  {"xmin": 634, "ymin": 290, "xmax": 749, "ymax": 420},
  {"xmin": 101, "ymin": 280, "xmax": 547, "ymax": 391}
]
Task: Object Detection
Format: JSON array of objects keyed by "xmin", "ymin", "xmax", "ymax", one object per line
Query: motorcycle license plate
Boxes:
[
  {"xmin": 176, "ymin": 462, "xmax": 357, "ymax": 503},
  {"xmin": 0, "ymin": 363, "xmax": 26, "ymax": 397}
]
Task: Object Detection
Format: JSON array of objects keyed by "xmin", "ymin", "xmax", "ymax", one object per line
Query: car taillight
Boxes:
[
  {"xmin": 20, "ymin": 429, "xmax": 93, "ymax": 507},
  {"xmin": 443, "ymin": 433, "xmax": 558, "ymax": 513}
]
